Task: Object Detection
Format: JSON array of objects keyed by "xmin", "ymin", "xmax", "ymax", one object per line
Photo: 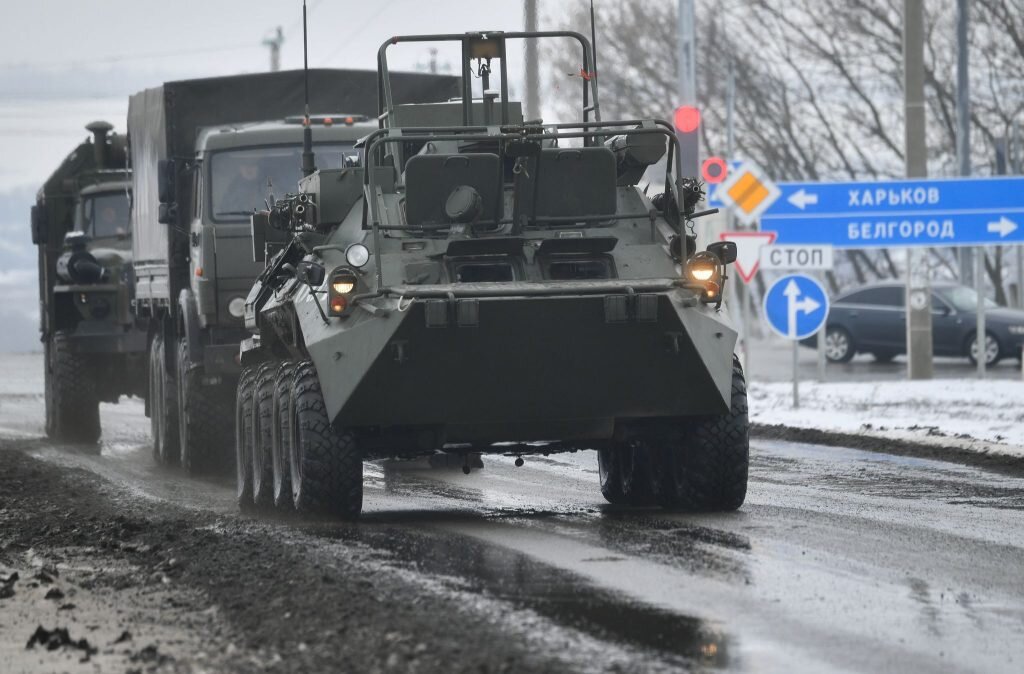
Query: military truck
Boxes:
[
  {"xmin": 236, "ymin": 31, "xmax": 748, "ymax": 519},
  {"xmin": 31, "ymin": 122, "xmax": 146, "ymax": 444},
  {"xmin": 128, "ymin": 70, "xmax": 459, "ymax": 474}
]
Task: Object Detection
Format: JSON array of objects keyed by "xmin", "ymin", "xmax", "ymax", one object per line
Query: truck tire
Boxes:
[
  {"xmin": 598, "ymin": 442, "xmax": 657, "ymax": 506},
  {"xmin": 177, "ymin": 338, "xmax": 233, "ymax": 475},
  {"xmin": 271, "ymin": 360, "xmax": 299, "ymax": 511},
  {"xmin": 288, "ymin": 361, "xmax": 362, "ymax": 518},
  {"xmin": 656, "ymin": 356, "xmax": 749, "ymax": 512},
  {"xmin": 251, "ymin": 362, "xmax": 278, "ymax": 509},
  {"xmin": 149, "ymin": 333, "xmax": 179, "ymax": 465},
  {"xmin": 235, "ymin": 367, "xmax": 257, "ymax": 510},
  {"xmin": 50, "ymin": 331, "xmax": 101, "ymax": 445}
]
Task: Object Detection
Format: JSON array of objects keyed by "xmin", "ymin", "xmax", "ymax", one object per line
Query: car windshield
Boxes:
[
  {"xmin": 77, "ymin": 191, "xmax": 130, "ymax": 239},
  {"xmin": 938, "ymin": 286, "xmax": 998, "ymax": 311},
  {"xmin": 208, "ymin": 143, "xmax": 357, "ymax": 222}
]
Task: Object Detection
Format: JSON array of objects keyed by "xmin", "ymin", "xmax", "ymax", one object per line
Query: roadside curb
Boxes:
[{"xmin": 751, "ymin": 423, "xmax": 1024, "ymax": 478}]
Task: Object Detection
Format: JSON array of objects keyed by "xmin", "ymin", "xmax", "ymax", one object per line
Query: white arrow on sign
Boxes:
[
  {"xmin": 787, "ymin": 188, "xmax": 819, "ymax": 210},
  {"xmin": 987, "ymin": 216, "xmax": 1018, "ymax": 238},
  {"xmin": 783, "ymin": 279, "xmax": 821, "ymax": 338}
]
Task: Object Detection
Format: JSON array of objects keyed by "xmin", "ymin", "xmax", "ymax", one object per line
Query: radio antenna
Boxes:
[
  {"xmin": 301, "ymin": 0, "xmax": 316, "ymax": 177},
  {"xmin": 590, "ymin": 0, "xmax": 598, "ymax": 80}
]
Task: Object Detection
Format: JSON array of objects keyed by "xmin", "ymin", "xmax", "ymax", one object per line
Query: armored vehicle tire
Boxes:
[
  {"xmin": 44, "ymin": 340, "xmax": 56, "ymax": 439},
  {"xmin": 235, "ymin": 367, "xmax": 257, "ymax": 511},
  {"xmin": 251, "ymin": 363, "xmax": 278, "ymax": 509},
  {"xmin": 655, "ymin": 357, "xmax": 749, "ymax": 512},
  {"xmin": 149, "ymin": 333, "xmax": 179, "ymax": 465},
  {"xmin": 49, "ymin": 331, "xmax": 101, "ymax": 445},
  {"xmin": 177, "ymin": 338, "xmax": 233, "ymax": 476},
  {"xmin": 271, "ymin": 361, "xmax": 299, "ymax": 510},
  {"xmin": 288, "ymin": 361, "xmax": 362, "ymax": 519},
  {"xmin": 598, "ymin": 442, "xmax": 657, "ymax": 506}
]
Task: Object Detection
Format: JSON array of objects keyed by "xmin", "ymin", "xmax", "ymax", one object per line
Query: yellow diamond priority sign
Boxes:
[{"xmin": 713, "ymin": 160, "xmax": 781, "ymax": 226}]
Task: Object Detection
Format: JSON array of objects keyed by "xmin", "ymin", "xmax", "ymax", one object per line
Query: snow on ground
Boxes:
[{"xmin": 749, "ymin": 379, "xmax": 1024, "ymax": 459}]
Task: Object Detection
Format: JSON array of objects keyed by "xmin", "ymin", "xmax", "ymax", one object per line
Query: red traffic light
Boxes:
[
  {"xmin": 673, "ymin": 106, "xmax": 700, "ymax": 133},
  {"xmin": 702, "ymin": 157, "xmax": 727, "ymax": 183}
]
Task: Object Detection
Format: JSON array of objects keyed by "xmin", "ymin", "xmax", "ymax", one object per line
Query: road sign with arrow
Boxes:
[
  {"xmin": 760, "ymin": 176, "xmax": 1024, "ymax": 249},
  {"xmin": 763, "ymin": 274, "xmax": 829, "ymax": 340}
]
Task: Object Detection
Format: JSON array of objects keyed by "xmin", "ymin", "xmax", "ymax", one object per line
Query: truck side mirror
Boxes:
[
  {"xmin": 158, "ymin": 202, "xmax": 178, "ymax": 225},
  {"xmin": 296, "ymin": 260, "xmax": 326, "ymax": 287},
  {"xmin": 707, "ymin": 241, "xmax": 737, "ymax": 265},
  {"xmin": 30, "ymin": 205, "xmax": 47, "ymax": 245},
  {"xmin": 157, "ymin": 159, "xmax": 176, "ymax": 204}
]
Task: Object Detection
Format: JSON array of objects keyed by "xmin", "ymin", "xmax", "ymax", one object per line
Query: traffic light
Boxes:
[{"xmin": 673, "ymin": 105, "xmax": 700, "ymax": 178}]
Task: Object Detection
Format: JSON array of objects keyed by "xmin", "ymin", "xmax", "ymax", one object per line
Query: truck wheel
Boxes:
[
  {"xmin": 149, "ymin": 333, "xmax": 179, "ymax": 465},
  {"xmin": 656, "ymin": 356, "xmax": 749, "ymax": 512},
  {"xmin": 271, "ymin": 361, "xmax": 299, "ymax": 511},
  {"xmin": 50, "ymin": 331, "xmax": 101, "ymax": 445},
  {"xmin": 177, "ymin": 338, "xmax": 233, "ymax": 475},
  {"xmin": 235, "ymin": 367, "xmax": 257, "ymax": 511},
  {"xmin": 598, "ymin": 442, "xmax": 656, "ymax": 506},
  {"xmin": 288, "ymin": 361, "xmax": 362, "ymax": 519},
  {"xmin": 251, "ymin": 362, "xmax": 278, "ymax": 509}
]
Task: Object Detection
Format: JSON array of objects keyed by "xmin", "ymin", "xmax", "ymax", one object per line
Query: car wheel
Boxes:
[
  {"xmin": 824, "ymin": 326, "xmax": 855, "ymax": 363},
  {"xmin": 966, "ymin": 331, "xmax": 1001, "ymax": 366}
]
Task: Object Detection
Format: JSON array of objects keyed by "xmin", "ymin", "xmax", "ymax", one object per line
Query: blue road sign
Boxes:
[
  {"xmin": 760, "ymin": 176, "xmax": 1024, "ymax": 248},
  {"xmin": 763, "ymin": 274, "xmax": 829, "ymax": 340}
]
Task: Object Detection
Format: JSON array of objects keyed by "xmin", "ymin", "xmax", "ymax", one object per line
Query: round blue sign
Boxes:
[{"xmin": 762, "ymin": 274, "xmax": 829, "ymax": 340}]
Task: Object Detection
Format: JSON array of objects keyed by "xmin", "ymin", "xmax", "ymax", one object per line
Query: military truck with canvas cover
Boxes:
[
  {"xmin": 238, "ymin": 31, "xmax": 748, "ymax": 519},
  {"xmin": 128, "ymin": 70, "xmax": 459, "ymax": 474},
  {"xmin": 31, "ymin": 122, "xmax": 145, "ymax": 444}
]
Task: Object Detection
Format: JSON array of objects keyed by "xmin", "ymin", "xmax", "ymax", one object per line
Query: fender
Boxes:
[{"xmin": 177, "ymin": 289, "xmax": 204, "ymax": 364}]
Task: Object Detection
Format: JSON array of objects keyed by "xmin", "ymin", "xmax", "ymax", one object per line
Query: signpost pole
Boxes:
[
  {"xmin": 792, "ymin": 339, "xmax": 800, "ymax": 409},
  {"xmin": 976, "ymin": 251, "xmax": 986, "ymax": 377},
  {"xmin": 903, "ymin": 0, "xmax": 934, "ymax": 380},
  {"xmin": 817, "ymin": 273, "xmax": 827, "ymax": 382}
]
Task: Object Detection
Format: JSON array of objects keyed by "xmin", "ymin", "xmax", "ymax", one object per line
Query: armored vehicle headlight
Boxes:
[
  {"xmin": 228, "ymin": 296, "xmax": 246, "ymax": 318},
  {"xmin": 328, "ymin": 270, "xmax": 359, "ymax": 317},
  {"xmin": 332, "ymin": 280, "xmax": 356, "ymax": 295},
  {"xmin": 687, "ymin": 252, "xmax": 721, "ymax": 284},
  {"xmin": 346, "ymin": 243, "xmax": 370, "ymax": 268}
]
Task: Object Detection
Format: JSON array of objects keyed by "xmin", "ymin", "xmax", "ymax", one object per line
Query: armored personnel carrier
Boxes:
[
  {"xmin": 31, "ymin": 122, "xmax": 145, "ymax": 444},
  {"xmin": 239, "ymin": 31, "xmax": 748, "ymax": 518}
]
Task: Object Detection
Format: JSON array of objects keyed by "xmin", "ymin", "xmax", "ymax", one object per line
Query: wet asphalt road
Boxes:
[{"xmin": 2, "ymin": 352, "xmax": 1024, "ymax": 673}]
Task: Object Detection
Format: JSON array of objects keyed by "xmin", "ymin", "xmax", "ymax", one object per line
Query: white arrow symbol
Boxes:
[
  {"xmin": 784, "ymin": 279, "xmax": 821, "ymax": 338},
  {"xmin": 787, "ymin": 188, "xmax": 819, "ymax": 210},
  {"xmin": 987, "ymin": 216, "xmax": 1018, "ymax": 238}
]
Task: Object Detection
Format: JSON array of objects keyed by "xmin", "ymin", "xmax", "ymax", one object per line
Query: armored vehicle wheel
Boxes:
[
  {"xmin": 251, "ymin": 363, "xmax": 278, "ymax": 509},
  {"xmin": 271, "ymin": 361, "xmax": 299, "ymax": 510},
  {"xmin": 177, "ymin": 338, "xmax": 233, "ymax": 475},
  {"xmin": 44, "ymin": 339, "xmax": 56, "ymax": 439},
  {"xmin": 598, "ymin": 442, "xmax": 657, "ymax": 506},
  {"xmin": 149, "ymin": 333, "xmax": 179, "ymax": 464},
  {"xmin": 235, "ymin": 367, "xmax": 257, "ymax": 510},
  {"xmin": 655, "ymin": 357, "xmax": 749, "ymax": 512},
  {"xmin": 288, "ymin": 361, "xmax": 362, "ymax": 519},
  {"xmin": 49, "ymin": 331, "xmax": 101, "ymax": 445}
]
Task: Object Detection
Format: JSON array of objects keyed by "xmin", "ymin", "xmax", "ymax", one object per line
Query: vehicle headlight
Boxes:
[
  {"xmin": 346, "ymin": 243, "xmax": 370, "ymax": 268},
  {"xmin": 228, "ymin": 296, "xmax": 246, "ymax": 318},
  {"xmin": 1008, "ymin": 325, "xmax": 1024, "ymax": 335},
  {"xmin": 328, "ymin": 270, "xmax": 358, "ymax": 316},
  {"xmin": 687, "ymin": 251, "xmax": 721, "ymax": 284},
  {"xmin": 331, "ymin": 280, "xmax": 355, "ymax": 295}
]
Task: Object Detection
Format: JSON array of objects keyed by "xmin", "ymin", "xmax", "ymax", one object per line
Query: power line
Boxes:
[{"xmin": 320, "ymin": 0, "xmax": 400, "ymax": 65}]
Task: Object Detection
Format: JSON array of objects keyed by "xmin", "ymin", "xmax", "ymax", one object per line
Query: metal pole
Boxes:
[
  {"xmin": 263, "ymin": 26, "xmax": 283, "ymax": 72},
  {"xmin": 904, "ymin": 0, "xmax": 934, "ymax": 380},
  {"xmin": 957, "ymin": 0, "xmax": 973, "ymax": 285},
  {"xmin": 677, "ymin": 0, "xmax": 697, "ymax": 105},
  {"xmin": 792, "ymin": 338, "xmax": 800, "ymax": 409},
  {"xmin": 976, "ymin": 250, "xmax": 986, "ymax": 377},
  {"xmin": 523, "ymin": 0, "xmax": 541, "ymax": 121},
  {"xmin": 817, "ymin": 274, "xmax": 827, "ymax": 381},
  {"xmin": 1015, "ymin": 124, "xmax": 1024, "ymax": 309}
]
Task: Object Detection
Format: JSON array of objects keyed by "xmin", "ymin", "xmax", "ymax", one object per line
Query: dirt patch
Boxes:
[
  {"xmin": 752, "ymin": 423, "xmax": 1024, "ymax": 478},
  {"xmin": 0, "ymin": 442, "xmax": 595, "ymax": 673}
]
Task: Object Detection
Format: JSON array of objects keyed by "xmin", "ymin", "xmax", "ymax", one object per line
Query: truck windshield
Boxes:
[
  {"xmin": 77, "ymin": 191, "xmax": 130, "ymax": 239},
  {"xmin": 208, "ymin": 143, "xmax": 357, "ymax": 222}
]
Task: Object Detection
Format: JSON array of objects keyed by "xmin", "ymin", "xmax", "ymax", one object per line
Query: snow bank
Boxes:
[{"xmin": 749, "ymin": 379, "xmax": 1024, "ymax": 459}]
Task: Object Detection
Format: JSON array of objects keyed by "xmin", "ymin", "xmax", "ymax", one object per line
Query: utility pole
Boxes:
[
  {"xmin": 523, "ymin": 0, "xmax": 541, "ymax": 121},
  {"xmin": 903, "ymin": 0, "xmax": 934, "ymax": 380},
  {"xmin": 677, "ymin": 0, "xmax": 697, "ymax": 105},
  {"xmin": 957, "ymin": 0, "xmax": 973, "ymax": 285},
  {"xmin": 263, "ymin": 26, "xmax": 284, "ymax": 72}
]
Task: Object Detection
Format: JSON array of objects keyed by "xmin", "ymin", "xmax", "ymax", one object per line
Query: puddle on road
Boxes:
[{"xmin": 310, "ymin": 523, "xmax": 733, "ymax": 669}]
